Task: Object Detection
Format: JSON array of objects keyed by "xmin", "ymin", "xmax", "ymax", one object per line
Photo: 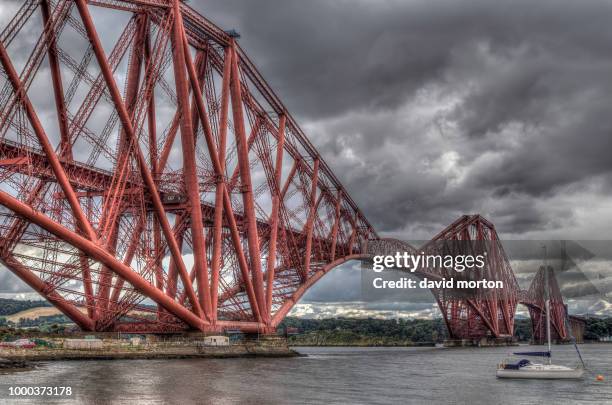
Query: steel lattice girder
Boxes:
[
  {"xmin": 521, "ymin": 266, "xmax": 568, "ymax": 342},
  {"xmin": 370, "ymin": 215, "xmax": 569, "ymax": 341},
  {"xmin": 368, "ymin": 216, "xmax": 521, "ymax": 339},
  {"xmin": 0, "ymin": 0, "xmax": 375, "ymax": 333},
  {"xmin": 418, "ymin": 215, "xmax": 521, "ymax": 339}
]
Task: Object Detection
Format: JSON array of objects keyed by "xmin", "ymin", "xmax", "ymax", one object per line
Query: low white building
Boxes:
[
  {"xmin": 202, "ymin": 336, "xmax": 229, "ymax": 346},
  {"xmin": 63, "ymin": 338, "xmax": 103, "ymax": 350},
  {"xmin": 129, "ymin": 337, "xmax": 142, "ymax": 346}
]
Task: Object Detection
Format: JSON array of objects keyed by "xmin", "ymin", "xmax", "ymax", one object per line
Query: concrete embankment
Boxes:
[{"xmin": 0, "ymin": 336, "xmax": 299, "ymax": 362}]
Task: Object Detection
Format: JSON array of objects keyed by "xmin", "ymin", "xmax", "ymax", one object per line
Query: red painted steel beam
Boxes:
[
  {"xmin": 143, "ymin": 16, "xmax": 164, "ymax": 314},
  {"xmin": 171, "ymin": 0, "xmax": 212, "ymax": 321},
  {"xmin": 0, "ymin": 34, "xmax": 98, "ymax": 315},
  {"xmin": 216, "ymin": 320, "xmax": 268, "ymax": 334},
  {"xmin": 87, "ymin": 0, "xmax": 170, "ymax": 11},
  {"xmin": 0, "ymin": 256, "xmax": 95, "ymax": 331},
  {"xmin": 95, "ymin": 14, "xmax": 148, "ymax": 320},
  {"xmin": 329, "ymin": 190, "xmax": 342, "ymax": 262},
  {"xmin": 209, "ymin": 47, "xmax": 231, "ymax": 320},
  {"xmin": 108, "ymin": 219, "xmax": 144, "ymax": 305},
  {"xmin": 96, "ymin": 219, "xmax": 145, "ymax": 328},
  {"xmin": 178, "ymin": 2, "xmax": 377, "ymax": 237},
  {"xmin": 73, "ymin": 0, "xmax": 203, "ymax": 319},
  {"xmin": 265, "ymin": 114, "xmax": 286, "ymax": 316},
  {"xmin": 303, "ymin": 159, "xmax": 320, "ymax": 280},
  {"xmin": 0, "ymin": 190, "xmax": 206, "ymax": 331},
  {"xmin": 229, "ymin": 42, "xmax": 268, "ymax": 321},
  {"xmin": 271, "ymin": 254, "xmax": 368, "ymax": 327},
  {"xmin": 181, "ymin": 27, "xmax": 263, "ymax": 322},
  {"xmin": 165, "ymin": 227, "xmax": 185, "ymax": 300},
  {"xmin": 157, "ymin": 113, "xmax": 180, "ymax": 172},
  {"xmin": 0, "ymin": 40, "xmax": 96, "ymax": 242},
  {"xmin": 280, "ymin": 160, "xmax": 297, "ymax": 200},
  {"xmin": 221, "ymin": 186, "xmax": 263, "ymax": 322},
  {"xmin": 40, "ymin": 0, "xmax": 72, "ymax": 159},
  {"xmin": 181, "ymin": 30, "xmax": 215, "ymax": 154},
  {"xmin": 181, "ymin": 30, "xmax": 261, "ymax": 322},
  {"xmin": 1, "ymin": 138, "xmax": 324, "ymax": 246}
]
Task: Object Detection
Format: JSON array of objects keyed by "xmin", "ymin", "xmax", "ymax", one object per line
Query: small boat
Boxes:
[
  {"xmin": 497, "ymin": 358, "xmax": 584, "ymax": 379},
  {"xmin": 496, "ymin": 246, "xmax": 585, "ymax": 380}
]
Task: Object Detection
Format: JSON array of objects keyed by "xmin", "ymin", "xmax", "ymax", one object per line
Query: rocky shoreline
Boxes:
[
  {"xmin": 0, "ymin": 337, "xmax": 300, "ymax": 363},
  {"xmin": 0, "ymin": 348, "xmax": 299, "ymax": 362},
  {"xmin": 0, "ymin": 357, "xmax": 32, "ymax": 370}
]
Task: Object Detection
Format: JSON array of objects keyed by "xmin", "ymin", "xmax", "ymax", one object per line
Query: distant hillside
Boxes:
[
  {"xmin": 5, "ymin": 307, "xmax": 65, "ymax": 323},
  {"xmin": 279, "ymin": 317, "xmax": 449, "ymax": 345},
  {"xmin": 0, "ymin": 298, "xmax": 51, "ymax": 316},
  {"xmin": 279, "ymin": 316, "xmax": 612, "ymax": 345}
]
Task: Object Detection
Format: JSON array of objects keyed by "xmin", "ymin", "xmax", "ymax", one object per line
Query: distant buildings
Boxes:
[
  {"xmin": 0, "ymin": 339, "xmax": 36, "ymax": 348},
  {"xmin": 63, "ymin": 338, "xmax": 104, "ymax": 350},
  {"xmin": 201, "ymin": 336, "xmax": 230, "ymax": 346}
]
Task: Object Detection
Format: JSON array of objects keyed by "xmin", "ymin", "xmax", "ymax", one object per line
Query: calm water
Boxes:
[{"xmin": 1, "ymin": 344, "xmax": 611, "ymax": 404}]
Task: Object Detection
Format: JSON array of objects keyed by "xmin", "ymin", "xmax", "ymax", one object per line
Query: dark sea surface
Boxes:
[{"xmin": 1, "ymin": 344, "xmax": 610, "ymax": 404}]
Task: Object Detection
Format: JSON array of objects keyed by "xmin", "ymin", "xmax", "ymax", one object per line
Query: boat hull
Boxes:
[{"xmin": 496, "ymin": 368, "xmax": 584, "ymax": 379}]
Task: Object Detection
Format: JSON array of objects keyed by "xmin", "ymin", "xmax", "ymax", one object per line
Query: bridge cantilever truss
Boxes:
[
  {"xmin": 369, "ymin": 215, "xmax": 572, "ymax": 341},
  {"xmin": 369, "ymin": 215, "xmax": 521, "ymax": 340},
  {"xmin": 520, "ymin": 266, "xmax": 569, "ymax": 343},
  {"xmin": 0, "ymin": 0, "xmax": 375, "ymax": 333}
]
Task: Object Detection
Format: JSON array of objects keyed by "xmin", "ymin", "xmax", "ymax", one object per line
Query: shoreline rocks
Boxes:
[{"xmin": 0, "ymin": 357, "xmax": 31, "ymax": 370}]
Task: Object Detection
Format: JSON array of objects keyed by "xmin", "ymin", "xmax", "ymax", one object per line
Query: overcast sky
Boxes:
[
  {"xmin": 187, "ymin": 0, "xmax": 612, "ymax": 318},
  {"xmin": 1, "ymin": 0, "xmax": 611, "ymax": 318},
  {"xmin": 194, "ymin": 0, "xmax": 612, "ymax": 240}
]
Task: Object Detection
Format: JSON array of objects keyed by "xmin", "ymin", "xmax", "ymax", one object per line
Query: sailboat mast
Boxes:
[{"xmin": 543, "ymin": 245, "xmax": 551, "ymax": 365}]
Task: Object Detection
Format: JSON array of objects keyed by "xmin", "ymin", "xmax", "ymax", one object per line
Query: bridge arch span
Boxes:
[{"xmin": 271, "ymin": 254, "xmax": 370, "ymax": 327}]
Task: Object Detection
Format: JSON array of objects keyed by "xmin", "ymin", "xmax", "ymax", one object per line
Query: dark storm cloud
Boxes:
[
  {"xmin": 198, "ymin": 0, "xmax": 612, "ymax": 237},
  {"xmin": 199, "ymin": 0, "xmax": 612, "ymax": 120},
  {"xmin": 192, "ymin": 0, "xmax": 612, "ymax": 315},
  {"xmin": 0, "ymin": 266, "xmax": 28, "ymax": 293}
]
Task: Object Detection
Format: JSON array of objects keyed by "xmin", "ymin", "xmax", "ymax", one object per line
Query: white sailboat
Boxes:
[{"xmin": 496, "ymin": 247, "xmax": 584, "ymax": 379}]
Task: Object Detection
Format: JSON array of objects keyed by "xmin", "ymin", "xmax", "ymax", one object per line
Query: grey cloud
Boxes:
[
  {"xmin": 190, "ymin": 0, "xmax": 612, "ymax": 313},
  {"xmin": 0, "ymin": 265, "xmax": 29, "ymax": 293},
  {"xmin": 197, "ymin": 0, "xmax": 612, "ymax": 238}
]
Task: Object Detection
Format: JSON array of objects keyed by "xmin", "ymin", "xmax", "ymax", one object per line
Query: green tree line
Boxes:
[
  {"xmin": 0, "ymin": 298, "xmax": 50, "ymax": 316},
  {"xmin": 279, "ymin": 316, "xmax": 612, "ymax": 345}
]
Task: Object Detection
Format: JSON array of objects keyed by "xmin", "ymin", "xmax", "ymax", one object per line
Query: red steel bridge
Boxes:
[
  {"xmin": 0, "ymin": 1, "xmax": 574, "ymax": 340},
  {"xmin": 369, "ymin": 215, "xmax": 576, "ymax": 343}
]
